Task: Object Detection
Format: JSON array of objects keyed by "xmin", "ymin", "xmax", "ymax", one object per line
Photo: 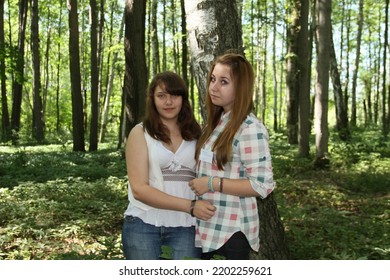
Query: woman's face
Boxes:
[
  {"xmin": 153, "ymin": 84, "xmax": 183, "ymax": 122},
  {"xmin": 208, "ymin": 63, "xmax": 236, "ymax": 113}
]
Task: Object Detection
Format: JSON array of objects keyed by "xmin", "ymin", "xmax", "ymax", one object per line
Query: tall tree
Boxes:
[
  {"xmin": 330, "ymin": 26, "xmax": 350, "ymax": 141},
  {"xmin": 314, "ymin": 0, "xmax": 331, "ymax": 167},
  {"xmin": 285, "ymin": 0, "xmax": 299, "ymax": 145},
  {"xmin": 122, "ymin": 0, "xmax": 147, "ymax": 143},
  {"xmin": 11, "ymin": 0, "xmax": 28, "ymax": 143},
  {"xmin": 67, "ymin": 0, "xmax": 85, "ymax": 152},
  {"xmin": 30, "ymin": 0, "xmax": 44, "ymax": 143},
  {"xmin": 350, "ymin": 0, "xmax": 364, "ymax": 126},
  {"xmin": 0, "ymin": 0, "xmax": 10, "ymax": 141},
  {"xmin": 383, "ymin": 0, "xmax": 389, "ymax": 137},
  {"xmin": 185, "ymin": 0, "xmax": 289, "ymax": 260},
  {"xmin": 297, "ymin": 0, "xmax": 311, "ymax": 157},
  {"xmin": 89, "ymin": 0, "xmax": 99, "ymax": 151},
  {"xmin": 180, "ymin": 0, "xmax": 188, "ymax": 86}
]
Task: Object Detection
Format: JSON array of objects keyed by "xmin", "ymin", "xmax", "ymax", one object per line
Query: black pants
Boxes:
[{"xmin": 201, "ymin": 231, "xmax": 251, "ymax": 260}]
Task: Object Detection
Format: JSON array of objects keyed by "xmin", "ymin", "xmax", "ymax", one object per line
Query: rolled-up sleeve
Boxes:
[{"xmin": 238, "ymin": 121, "xmax": 275, "ymax": 198}]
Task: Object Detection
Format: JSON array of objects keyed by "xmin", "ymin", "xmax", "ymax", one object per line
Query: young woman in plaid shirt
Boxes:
[{"xmin": 189, "ymin": 53, "xmax": 275, "ymax": 260}]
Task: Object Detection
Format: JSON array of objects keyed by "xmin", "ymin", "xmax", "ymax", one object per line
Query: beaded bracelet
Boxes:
[{"xmin": 208, "ymin": 176, "xmax": 215, "ymax": 192}]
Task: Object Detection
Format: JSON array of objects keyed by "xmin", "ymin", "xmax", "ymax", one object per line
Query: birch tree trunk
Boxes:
[
  {"xmin": 184, "ymin": 0, "xmax": 243, "ymax": 121},
  {"xmin": 350, "ymin": 0, "xmax": 364, "ymax": 126}
]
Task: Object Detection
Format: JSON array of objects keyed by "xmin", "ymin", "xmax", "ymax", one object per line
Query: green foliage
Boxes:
[{"xmin": 0, "ymin": 128, "xmax": 389, "ymax": 260}]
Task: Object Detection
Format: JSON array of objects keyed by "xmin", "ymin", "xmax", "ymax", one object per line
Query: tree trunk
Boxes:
[
  {"xmin": 314, "ymin": 0, "xmax": 331, "ymax": 167},
  {"xmin": 350, "ymin": 0, "xmax": 363, "ymax": 127},
  {"xmin": 383, "ymin": 0, "xmax": 389, "ymax": 137},
  {"xmin": 297, "ymin": 0, "xmax": 311, "ymax": 157},
  {"xmin": 67, "ymin": 0, "xmax": 85, "ymax": 152},
  {"xmin": 151, "ymin": 0, "xmax": 159, "ymax": 76},
  {"xmin": 286, "ymin": 0, "xmax": 299, "ymax": 145},
  {"xmin": 0, "ymin": 0, "xmax": 11, "ymax": 141},
  {"xmin": 31, "ymin": 0, "xmax": 44, "ymax": 143},
  {"xmin": 272, "ymin": 0, "xmax": 278, "ymax": 132},
  {"xmin": 100, "ymin": 6, "xmax": 124, "ymax": 143},
  {"xmin": 89, "ymin": 0, "xmax": 99, "ymax": 151},
  {"xmin": 180, "ymin": 0, "xmax": 188, "ymax": 86},
  {"xmin": 11, "ymin": 0, "xmax": 28, "ymax": 144},
  {"xmin": 251, "ymin": 193, "xmax": 290, "ymax": 259},
  {"xmin": 184, "ymin": 0, "xmax": 243, "ymax": 122},
  {"xmin": 329, "ymin": 27, "xmax": 350, "ymax": 141},
  {"xmin": 185, "ymin": 0, "xmax": 289, "ymax": 260},
  {"xmin": 122, "ymin": 0, "xmax": 147, "ymax": 142}
]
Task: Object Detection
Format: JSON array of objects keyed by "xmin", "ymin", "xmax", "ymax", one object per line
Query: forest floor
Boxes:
[{"xmin": 0, "ymin": 127, "xmax": 389, "ymax": 260}]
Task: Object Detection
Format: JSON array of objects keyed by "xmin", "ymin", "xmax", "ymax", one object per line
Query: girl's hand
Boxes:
[
  {"xmin": 188, "ymin": 177, "xmax": 210, "ymax": 196},
  {"xmin": 192, "ymin": 200, "xmax": 216, "ymax": 221}
]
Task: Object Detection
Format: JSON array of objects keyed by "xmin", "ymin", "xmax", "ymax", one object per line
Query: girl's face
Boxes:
[
  {"xmin": 208, "ymin": 63, "xmax": 236, "ymax": 113},
  {"xmin": 153, "ymin": 84, "xmax": 182, "ymax": 122}
]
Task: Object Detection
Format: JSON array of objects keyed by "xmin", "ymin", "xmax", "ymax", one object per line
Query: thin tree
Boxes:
[
  {"xmin": 89, "ymin": 0, "xmax": 99, "ymax": 151},
  {"xmin": 297, "ymin": 0, "xmax": 311, "ymax": 157},
  {"xmin": 11, "ymin": 0, "xmax": 28, "ymax": 144},
  {"xmin": 31, "ymin": 0, "xmax": 44, "ymax": 143},
  {"xmin": 285, "ymin": 0, "xmax": 299, "ymax": 145},
  {"xmin": 314, "ymin": 0, "xmax": 331, "ymax": 167},
  {"xmin": 350, "ymin": 0, "xmax": 364, "ymax": 127},
  {"xmin": 383, "ymin": 0, "xmax": 389, "ymax": 137},
  {"xmin": 330, "ymin": 26, "xmax": 350, "ymax": 141},
  {"xmin": 67, "ymin": 0, "xmax": 86, "ymax": 152},
  {"xmin": 0, "ymin": 0, "xmax": 11, "ymax": 141}
]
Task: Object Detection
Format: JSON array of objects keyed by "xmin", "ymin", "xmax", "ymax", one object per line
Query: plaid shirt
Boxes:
[{"xmin": 196, "ymin": 112, "xmax": 275, "ymax": 253}]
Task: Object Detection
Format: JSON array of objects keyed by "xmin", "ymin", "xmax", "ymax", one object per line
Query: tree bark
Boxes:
[
  {"xmin": 297, "ymin": 0, "xmax": 311, "ymax": 157},
  {"xmin": 184, "ymin": 0, "xmax": 243, "ymax": 122},
  {"xmin": 89, "ymin": 0, "xmax": 99, "ymax": 151},
  {"xmin": 67, "ymin": 0, "xmax": 85, "ymax": 152},
  {"xmin": 286, "ymin": 0, "xmax": 299, "ymax": 145},
  {"xmin": 31, "ymin": 0, "xmax": 44, "ymax": 143},
  {"xmin": 0, "ymin": 0, "xmax": 10, "ymax": 141},
  {"xmin": 122, "ymin": 0, "xmax": 147, "ymax": 143},
  {"xmin": 350, "ymin": 0, "xmax": 364, "ymax": 127},
  {"xmin": 11, "ymin": 0, "xmax": 28, "ymax": 144},
  {"xmin": 329, "ymin": 26, "xmax": 350, "ymax": 141},
  {"xmin": 314, "ymin": 0, "xmax": 331, "ymax": 167}
]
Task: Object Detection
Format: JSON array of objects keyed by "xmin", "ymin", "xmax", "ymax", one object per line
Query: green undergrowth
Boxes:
[{"xmin": 0, "ymin": 128, "xmax": 389, "ymax": 260}]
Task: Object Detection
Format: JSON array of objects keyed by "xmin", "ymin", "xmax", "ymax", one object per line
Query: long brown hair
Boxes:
[
  {"xmin": 195, "ymin": 53, "xmax": 254, "ymax": 169},
  {"xmin": 143, "ymin": 71, "xmax": 201, "ymax": 143}
]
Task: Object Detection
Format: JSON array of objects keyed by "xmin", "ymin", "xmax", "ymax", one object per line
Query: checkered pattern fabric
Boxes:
[{"xmin": 196, "ymin": 112, "xmax": 275, "ymax": 253}]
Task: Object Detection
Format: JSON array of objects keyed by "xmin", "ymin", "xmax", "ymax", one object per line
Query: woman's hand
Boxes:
[
  {"xmin": 192, "ymin": 200, "xmax": 216, "ymax": 221},
  {"xmin": 188, "ymin": 176, "xmax": 210, "ymax": 196}
]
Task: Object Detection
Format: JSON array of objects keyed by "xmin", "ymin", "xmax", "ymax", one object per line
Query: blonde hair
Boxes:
[{"xmin": 195, "ymin": 53, "xmax": 254, "ymax": 169}]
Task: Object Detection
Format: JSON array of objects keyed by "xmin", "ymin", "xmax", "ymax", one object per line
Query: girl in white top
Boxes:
[{"xmin": 122, "ymin": 71, "xmax": 216, "ymax": 260}]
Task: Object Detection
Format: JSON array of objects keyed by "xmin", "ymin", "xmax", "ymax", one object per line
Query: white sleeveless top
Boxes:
[{"xmin": 124, "ymin": 128, "xmax": 197, "ymax": 227}]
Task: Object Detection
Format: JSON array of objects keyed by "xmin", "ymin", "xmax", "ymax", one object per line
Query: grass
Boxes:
[{"xmin": 0, "ymin": 128, "xmax": 389, "ymax": 260}]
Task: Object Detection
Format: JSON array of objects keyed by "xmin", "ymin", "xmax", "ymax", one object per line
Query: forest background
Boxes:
[{"xmin": 0, "ymin": 0, "xmax": 389, "ymax": 260}]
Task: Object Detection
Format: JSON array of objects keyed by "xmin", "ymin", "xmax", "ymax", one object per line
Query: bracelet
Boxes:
[
  {"xmin": 190, "ymin": 199, "xmax": 196, "ymax": 217},
  {"xmin": 208, "ymin": 176, "xmax": 215, "ymax": 192},
  {"xmin": 219, "ymin": 177, "xmax": 224, "ymax": 193}
]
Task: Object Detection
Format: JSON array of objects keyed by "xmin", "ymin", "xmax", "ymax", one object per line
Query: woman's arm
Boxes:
[{"xmin": 126, "ymin": 126, "xmax": 216, "ymax": 219}]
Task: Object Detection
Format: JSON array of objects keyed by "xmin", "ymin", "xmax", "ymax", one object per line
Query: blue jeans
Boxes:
[{"xmin": 122, "ymin": 215, "xmax": 201, "ymax": 260}]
